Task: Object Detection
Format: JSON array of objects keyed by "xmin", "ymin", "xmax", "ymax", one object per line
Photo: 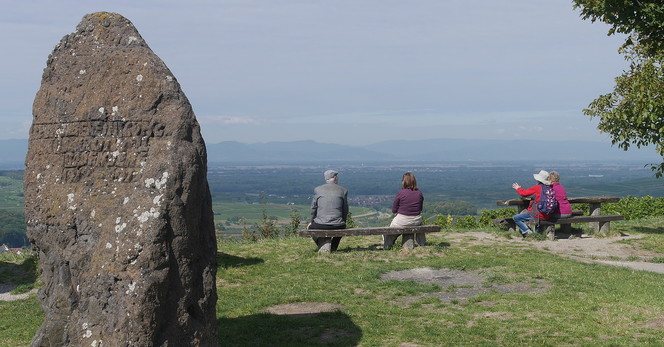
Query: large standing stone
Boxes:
[{"xmin": 25, "ymin": 12, "xmax": 218, "ymax": 346}]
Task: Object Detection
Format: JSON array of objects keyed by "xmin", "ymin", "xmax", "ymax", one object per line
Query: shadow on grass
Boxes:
[
  {"xmin": 0, "ymin": 256, "xmax": 38, "ymax": 294},
  {"xmin": 549, "ymin": 226, "xmax": 587, "ymax": 239},
  {"xmin": 334, "ymin": 241, "xmax": 451, "ymax": 253},
  {"xmin": 299, "ymin": 234, "xmax": 452, "ymax": 253},
  {"xmin": 217, "ymin": 252, "xmax": 264, "ymax": 269},
  {"xmin": 336, "ymin": 244, "xmax": 382, "ymax": 252},
  {"xmin": 218, "ymin": 311, "xmax": 362, "ymax": 346},
  {"xmin": 631, "ymin": 226, "xmax": 664, "ymax": 235}
]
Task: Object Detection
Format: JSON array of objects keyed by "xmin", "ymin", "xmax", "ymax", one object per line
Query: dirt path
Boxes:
[
  {"xmin": 0, "ymin": 284, "xmax": 37, "ymax": 301},
  {"xmin": 533, "ymin": 234, "xmax": 664, "ymax": 274},
  {"xmin": 445, "ymin": 231, "xmax": 664, "ymax": 274}
]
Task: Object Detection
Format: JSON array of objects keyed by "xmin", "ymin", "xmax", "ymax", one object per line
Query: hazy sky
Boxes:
[{"xmin": 0, "ymin": 1, "xmax": 629, "ymax": 146}]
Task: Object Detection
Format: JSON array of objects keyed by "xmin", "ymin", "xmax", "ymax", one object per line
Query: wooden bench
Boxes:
[
  {"xmin": 299, "ymin": 225, "xmax": 441, "ymax": 253},
  {"xmin": 493, "ymin": 214, "xmax": 625, "ymax": 240}
]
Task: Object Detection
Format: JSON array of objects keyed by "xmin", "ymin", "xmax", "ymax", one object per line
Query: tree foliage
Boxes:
[
  {"xmin": 0, "ymin": 210, "xmax": 28, "ymax": 248},
  {"xmin": 575, "ymin": 195, "xmax": 664, "ymax": 220},
  {"xmin": 573, "ymin": 0, "xmax": 664, "ymax": 176}
]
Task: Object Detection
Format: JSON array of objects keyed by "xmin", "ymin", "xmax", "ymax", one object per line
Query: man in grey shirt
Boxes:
[{"xmin": 308, "ymin": 169, "xmax": 348, "ymax": 251}]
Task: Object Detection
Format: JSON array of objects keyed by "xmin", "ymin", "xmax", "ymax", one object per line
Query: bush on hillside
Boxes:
[
  {"xmin": 478, "ymin": 208, "xmax": 516, "ymax": 227},
  {"xmin": 573, "ymin": 195, "xmax": 664, "ymax": 220},
  {"xmin": 455, "ymin": 215, "xmax": 479, "ymax": 228},
  {"xmin": 432, "ymin": 214, "xmax": 453, "ymax": 229}
]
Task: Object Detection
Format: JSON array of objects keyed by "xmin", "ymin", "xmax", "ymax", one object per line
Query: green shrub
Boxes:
[
  {"xmin": 455, "ymin": 215, "xmax": 478, "ymax": 228},
  {"xmin": 574, "ymin": 196, "xmax": 664, "ymax": 220},
  {"xmin": 282, "ymin": 209, "xmax": 302, "ymax": 237},
  {"xmin": 478, "ymin": 208, "xmax": 516, "ymax": 226},
  {"xmin": 572, "ymin": 203, "xmax": 590, "ymax": 215},
  {"xmin": 346, "ymin": 211, "xmax": 358, "ymax": 228},
  {"xmin": 433, "ymin": 214, "xmax": 453, "ymax": 229}
]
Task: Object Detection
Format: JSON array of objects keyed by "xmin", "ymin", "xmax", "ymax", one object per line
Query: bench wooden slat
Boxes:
[
  {"xmin": 498, "ymin": 196, "xmax": 621, "ymax": 206},
  {"xmin": 492, "ymin": 214, "xmax": 624, "ymax": 240},
  {"xmin": 299, "ymin": 225, "xmax": 441, "ymax": 238},
  {"xmin": 492, "ymin": 214, "xmax": 624, "ymax": 226},
  {"xmin": 567, "ymin": 196, "xmax": 621, "ymax": 204},
  {"xmin": 537, "ymin": 214, "xmax": 624, "ymax": 225}
]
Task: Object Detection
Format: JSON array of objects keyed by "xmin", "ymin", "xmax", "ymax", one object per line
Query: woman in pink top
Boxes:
[{"xmin": 549, "ymin": 171, "xmax": 572, "ymax": 218}]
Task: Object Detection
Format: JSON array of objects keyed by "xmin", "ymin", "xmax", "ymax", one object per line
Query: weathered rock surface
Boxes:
[{"xmin": 25, "ymin": 12, "xmax": 218, "ymax": 346}]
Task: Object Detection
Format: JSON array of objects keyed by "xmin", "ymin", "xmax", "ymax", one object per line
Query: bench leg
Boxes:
[
  {"xmin": 330, "ymin": 237, "xmax": 342, "ymax": 251},
  {"xmin": 313, "ymin": 237, "xmax": 332, "ymax": 253},
  {"xmin": 589, "ymin": 202, "xmax": 601, "ymax": 232},
  {"xmin": 415, "ymin": 233, "xmax": 426, "ymax": 246},
  {"xmin": 383, "ymin": 234, "xmax": 399, "ymax": 249},
  {"xmin": 402, "ymin": 234, "xmax": 414, "ymax": 250},
  {"xmin": 598, "ymin": 221, "xmax": 610, "ymax": 234},
  {"xmin": 506, "ymin": 220, "xmax": 516, "ymax": 233},
  {"xmin": 545, "ymin": 225, "xmax": 555, "ymax": 240}
]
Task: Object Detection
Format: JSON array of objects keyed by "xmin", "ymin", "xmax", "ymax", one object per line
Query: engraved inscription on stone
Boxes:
[{"xmin": 30, "ymin": 120, "xmax": 165, "ymax": 183}]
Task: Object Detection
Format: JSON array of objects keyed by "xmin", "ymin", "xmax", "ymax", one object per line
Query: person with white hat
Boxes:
[
  {"xmin": 307, "ymin": 169, "xmax": 349, "ymax": 251},
  {"xmin": 511, "ymin": 170, "xmax": 552, "ymax": 237}
]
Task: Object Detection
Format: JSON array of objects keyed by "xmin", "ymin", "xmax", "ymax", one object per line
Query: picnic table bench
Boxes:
[
  {"xmin": 493, "ymin": 196, "xmax": 625, "ymax": 240},
  {"xmin": 299, "ymin": 225, "xmax": 441, "ymax": 253}
]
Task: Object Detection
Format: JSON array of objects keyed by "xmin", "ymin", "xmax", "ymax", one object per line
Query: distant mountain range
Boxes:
[
  {"xmin": 360, "ymin": 138, "xmax": 661, "ymax": 162},
  {"xmin": 0, "ymin": 139, "xmax": 29, "ymax": 169},
  {"xmin": 206, "ymin": 140, "xmax": 395, "ymax": 162},
  {"xmin": 0, "ymin": 138, "xmax": 660, "ymax": 168}
]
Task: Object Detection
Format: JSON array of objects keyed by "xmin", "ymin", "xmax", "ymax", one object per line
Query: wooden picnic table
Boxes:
[
  {"xmin": 497, "ymin": 196, "xmax": 620, "ymax": 216},
  {"xmin": 495, "ymin": 196, "xmax": 623, "ymax": 238}
]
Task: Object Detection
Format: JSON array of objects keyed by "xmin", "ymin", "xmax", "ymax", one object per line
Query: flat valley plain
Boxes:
[
  {"xmin": 0, "ymin": 160, "xmax": 663, "ymax": 244},
  {"xmin": 209, "ymin": 160, "xmax": 664, "ymax": 236}
]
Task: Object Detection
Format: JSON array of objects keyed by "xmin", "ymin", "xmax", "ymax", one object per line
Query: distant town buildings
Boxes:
[
  {"xmin": 350, "ymin": 195, "xmax": 391, "ymax": 208},
  {"xmin": 0, "ymin": 244, "xmax": 23, "ymax": 254}
]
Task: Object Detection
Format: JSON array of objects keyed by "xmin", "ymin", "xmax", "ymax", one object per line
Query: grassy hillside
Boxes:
[
  {"xmin": 0, "ymin": 172, "xmax": 23, "ymax": 214},
  {"xmin": 1, "ymin": 217, "xmax": 663, "ymax": 346}
]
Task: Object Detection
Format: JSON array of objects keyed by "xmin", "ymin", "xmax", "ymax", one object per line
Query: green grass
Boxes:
[
  {"xmin": 612, "ymin": 217, "xmax": 664, "ymax": 255},
  {"xmin": 0, "ymin": 299, "xmax": 42, "ymax": 346},
  {"xmin": 1, "ymin": 219, "xmax": 664, "ymax": 346},
  {"xmin": 0, "ymin": 254, "xmax": 41, "ymax": 346},
  {"xmin": 215, "ymin": 224, "xmax": 664, "ymax": 346}
]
